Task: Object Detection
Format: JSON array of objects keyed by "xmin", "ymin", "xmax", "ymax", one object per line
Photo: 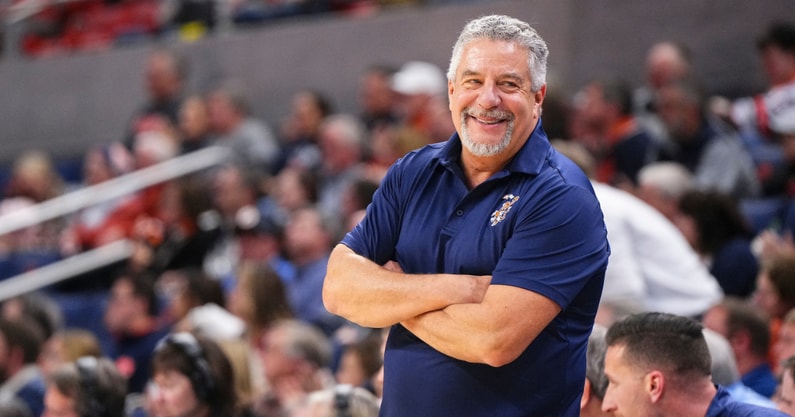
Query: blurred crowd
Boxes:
[
  {"xmin": 0, "ymin": 11, "xmax": 793, "ymax": 417},
  {"xmin": 4, "ymin": 0, "xmax": 457, "ymax": 58}
]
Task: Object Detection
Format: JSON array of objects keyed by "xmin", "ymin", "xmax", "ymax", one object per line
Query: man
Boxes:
[
  {"xmin": 731, "ymin": 21, "xmax": 795, "ymax": 141},
  {"xmin": 283, "ymin": 206, "xmax": 345, "ymax": 336},
  {"xmin": 553, "ymin": 140, "xmax": 722, "ymax": 322},
  {"xmin": 323, "ymin": 14, "xmax": 609, "ymax": 417},
  {"xmin": 655, "ymin": 78, "xmax": 760, "ymax": 200},
  {"xmin": 0, "ymin": 318, "xmax": 46, "ymax": 417},
  {"xmin": 573, "ymin": 77, "xmax": 660, "ymax": 187},
  {"xmin": 42, "ymin": 357, "xmax": 127, "ymax": 417},
  {"xmin": 702, "ymin": 328, "xmax": 777, "ymax": 408},
  {"xmin": 254, "ymin": 319, "xmax": 335, "ymax": 417},
  {"xmin": 602, "ymin": 312, "xmax": 787, "ymax": 417},
  {"xmin": 702, "ymin": 297, "xmax": 778, "ymax": 398},
  {"xmin": 581, "ymin": 324, "xmax": 610, "ymax": 417},
  {"xmin": 125, "ymin": 48, "xmax": 187, "ymax": 146},
  {"xmin": 777, "ymin": 355, "xmax": 795, "ymax": 415},
  {"xmin": 206, "ymin": 80, "xmax": 281, "ymax": 174},
  {"xmin": 103, "ymin": 271, "xmax": 171, "ymax": 394}
]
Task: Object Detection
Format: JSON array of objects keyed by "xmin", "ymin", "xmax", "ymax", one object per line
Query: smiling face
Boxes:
[{"xmin": 448, "ymin": 38, "xmax": 545, "ymax": 160}]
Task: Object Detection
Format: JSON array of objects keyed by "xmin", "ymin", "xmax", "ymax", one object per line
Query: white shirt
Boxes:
[{"xmin": 593, "ymin": 182, "xmax": 723, "ymax": 317}]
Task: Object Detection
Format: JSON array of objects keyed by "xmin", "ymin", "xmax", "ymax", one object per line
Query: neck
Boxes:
[
  {"xmin": 735, "ymin": 355, "xmax": 767, "ymax": 376},
  {"xmin": 663, "ymin": 380, "xmax": 716, "ymax": 417},
  {"xmin": 460, "ymin": 152, "xmax": 511, "ymax": 189}
]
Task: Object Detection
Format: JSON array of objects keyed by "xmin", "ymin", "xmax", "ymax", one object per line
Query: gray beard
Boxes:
[{"xmin": 459, "ymin": 111, "xmax": 514, "ymax": 157}]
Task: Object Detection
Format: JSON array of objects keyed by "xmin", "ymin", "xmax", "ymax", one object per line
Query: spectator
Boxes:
[
  {"xmin": 634, "ymin": 40, "xmax": 694, "ymax": 142},
  {"xmin": 263, "ymin": 165, "xmax": 318, "ymax": 226},
  {"xmin": 702, "ymin": 328, "xmax": 777, "ymax": 408},
  {"xmin": 601, "ymin": 312, "xmax": 787, "ymax": 417},
  {"xmin": 103, "ymin": 270, "xmax": 171, "ymax": 393},
  {"xmin": 754, "ymin": 252, "xmax": 795, "ymax": 353},
  {"xmin": 176, "ymin": 95, "xmax": 213, "ymax": 155},
  {"xmin": 773, "ymin": 308, "xmax": 795, "ymax": 376},
  {"xmin": 283, "ymin": 206, "xmax": 345, "ymax": 336},
  {"xmin": 571, "ymin": 76, "xmax": 660, "ymax": 187},
  {"xmin": 676, "ymin": 189, "xmax": 759, "ymax": 297},
  {"xmin": 37, "ymin": 329, "xmax": 102, "ymax": 379},
  {"xmin": 316, "ymin": 114, "xmax": 366, "ymax": 221},
  {"xmin": 290, "ymin": 384, "xmax": 380, "ymax": 417},
  {"xmin": 655, "ymin": 77, "xmax": 760, "ymax": 199},
  {"xmin": 42, "ymin": 357, "xmax": 127, "ymax": 417},
  {"xmin": 390, "ymin": 60, "xmax": 454, "ymax": 142},
  {"xmin": 1, "ymin": 292, "xmax": 63, "ymax": 342},
  {"xmin": 276, "ymin": 89, "xmax": 332, "ymax": 172},
  {"xmin": 202, "ymin": 163, "xmax": 267, "ymax": 283},
  {"xmin": 553, "ymin": 139, "xmax": 722, "ymax": 321},
  {"xmin": 147, "ymin": 332, "xmax": 249, "ymax": 417},
  {"xmin": 0, "ymin": 197, "xmax": 63, "ymax": 279},
  {"xmin": 758, "ymin": 112, "xmax": 795, "ymax": 199},
  {"xmin": 339, "ymin": 177, "xmax": 379, "ymax": 228},
  {"xmin": 362, "ymin": 124, "xmax": 426, "ymax": 183},
  {"xmin": 125, "ymin": 48, "xmax": 188, "ymax": 146},
  {"xmin": 227, "ymin": 261, "xmax": 295, "ymax": 398},
  {"xmin": 636, "ymin": 160, "xmax": 694, "ymax": 222},
  {"xmin": 3, "ymin": 149, "xmax": 65, "ymax": 202},
  {"xmin": 206, "ymin": 79, "xmax": 281, "ymax": 174},
  {"xmin": 358, "ymin": 64, "xmax": 399, "ymax": 133},
  {"xmin": 702, "ymin": 297, "xmax": 778, "ymax": 398},
  {"xmin": 127, "ymin": 174, "xmax": 217, "ymax": 276},
  {"xmin": 254, "ymin": 319, "xmax": 336, "ymax": 417},
  {"xmin": 581, "ymin": 324, "xmax": 609, "ymax": 417},
  {"xmin": 0, "ymin": 317, "xmax": 46, "ymax": 417},
  {"xmin": 60, "ymin": 142, "xmax": 136, "ymax": 255},
  {"xmin": 334, "ymin": 330, "xmax": 383, "ymax": 394},
  {"xmin": 157, "ymin": 267, "xmax": 226, "ymax": 328},
  {"xmin": 228, "ymin": 261, "xmax": 294, "ymax": 342},
  {"xmin": 731, "ymin": 21, "xmax": 795, "ymax": 142},
  {"xmin": 776, "ymin": 355, "xmax": 795, "ymax": 415}
]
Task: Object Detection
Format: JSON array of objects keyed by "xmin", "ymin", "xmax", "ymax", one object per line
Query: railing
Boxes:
[{"xmin": 0, "ymin": 145, "xmax": 232, "ymax": 300}]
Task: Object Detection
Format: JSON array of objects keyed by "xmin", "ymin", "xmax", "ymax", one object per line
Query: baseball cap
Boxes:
[{"xmin": 391, "ymin": 61, "xmax": 447, "ymax": 96}]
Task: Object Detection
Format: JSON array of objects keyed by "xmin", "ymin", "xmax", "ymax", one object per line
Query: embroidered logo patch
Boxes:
[{"xmin": 490, "ymin": 194, "xmax": 519, "ymax": 226}]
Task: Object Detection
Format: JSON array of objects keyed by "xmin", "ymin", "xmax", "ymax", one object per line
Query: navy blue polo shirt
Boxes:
[
  {"xmin": 342, "ymin": 122, "xmax": 609, "ymax": 417},
  {"xmin": 707, "ymin": 386, "xmax": 789, "ymax": 416}
]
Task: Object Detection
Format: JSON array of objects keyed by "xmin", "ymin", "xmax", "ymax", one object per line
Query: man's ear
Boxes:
[
  {"xmin": 448, "ymin": 79, "xmax": 455, "ymax": 111},
  {"xmin": 581, "ymin": 378, "xmax": 592, "ymax": 409},
  {"xmin": 645, "ymin": 370, "xmax": 666, "ymax": 403}
]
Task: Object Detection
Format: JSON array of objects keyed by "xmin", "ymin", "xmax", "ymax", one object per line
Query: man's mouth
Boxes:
[{"xmin": 466, "ymin": 109, "xmax": 512, "ymax": 125}]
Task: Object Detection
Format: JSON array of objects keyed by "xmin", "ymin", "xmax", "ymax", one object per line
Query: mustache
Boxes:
[{"xmin": 463, "ymin": 108, "xmax": 514, "ymax": 121}]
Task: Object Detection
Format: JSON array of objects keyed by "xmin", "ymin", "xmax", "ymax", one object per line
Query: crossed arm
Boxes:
[{"xmin": 322, "ymin": 243, "xmax": 561, "ymax": 366}]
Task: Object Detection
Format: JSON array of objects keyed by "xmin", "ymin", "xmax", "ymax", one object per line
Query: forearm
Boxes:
[
  {"xmin": 322, "ymin": 244, "xmax": 489, "ymax": 328},
  {"xmin": 401, "ymin": 285, "xmax": 560, "ymax": 367}
]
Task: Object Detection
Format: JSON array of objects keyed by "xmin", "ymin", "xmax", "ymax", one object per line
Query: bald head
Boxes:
[{"xmin": 646, "ymin": 41, "xmax": 692, "ymax": 90}]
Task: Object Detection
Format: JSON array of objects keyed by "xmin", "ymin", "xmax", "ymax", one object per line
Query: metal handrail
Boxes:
[
  {"xmin": 0, "ymin": 146, "xmax": 232, "ymax": 298},
  {"xmin": 0, "ymin": 145, "xmax": 232, "ymax": 236},
  {"xmin": 0, "ymin": 239, "xmax": 134, "ymax": 302}
]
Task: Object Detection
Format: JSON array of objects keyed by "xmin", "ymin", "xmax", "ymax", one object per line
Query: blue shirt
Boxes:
[
  {"xmin": 742, "ymin": 363, "xmax": 778, "ymax": 399},
  {"xmin": 707, "ymin": 386, "xmax": 789, "ymax": 417},
  {"xmin": 342, "ymin": 122, "xmax": 609, "ymax": 417}
]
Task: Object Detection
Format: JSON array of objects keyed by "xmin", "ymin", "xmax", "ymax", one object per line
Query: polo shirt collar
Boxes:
[{"xmin": 436, "ymin": 118, "xmax": 550, "ymax": 176}]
